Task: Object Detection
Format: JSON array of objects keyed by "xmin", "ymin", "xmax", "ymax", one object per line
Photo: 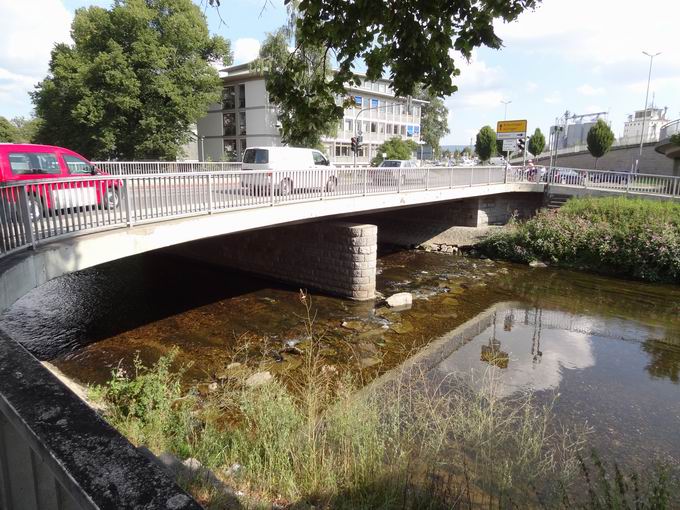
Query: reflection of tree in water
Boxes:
[
  {"xmin": 642, "ymin": 339, "xmax": 680, "ymax": 383},
  {"xmin": 531, "ymin": 308, "xmax": 543, "ymax": 365},
  {"xmin": 481, "ymin": 313, "xmax": 509, "ymax": 369}
]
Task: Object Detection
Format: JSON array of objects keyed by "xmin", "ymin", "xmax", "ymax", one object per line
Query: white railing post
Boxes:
[
  {"xmin": 18, "ymin": 186, "xmax": 36, "ymax": 250},
  {"xmin": 397, "ymin": 167, "xmax": 402, "ymax": 193},
  {"xmin": 504, "ymin": 165, "xmax": 508, "ymax": 184},
  {"xmin": 487, "ymin": 166, "xmax": 491, "ymax": 185},
  {"xmin": 470, "ymin": 167, "xmax": 474, "ymax": 187},
  {"xmin": 207, "ymin": 174, "xmax": 213, "ymax": 213},
  {"xmin": 270, "ymin": 171, "xmax": 275, "ymax": 206},
  {"xmin": 123, "ymin": 178, "xmax": 133, "ymax": 226},
  {"xmin": 363, "ymin": 168, "xmax": 367, "ymax": 196},
  {"xmin": 425, "ymin": 167, "xmax": 430, "ymax": 190},
  {"xmin": 449, "ymin": 167, "xmax": 454, "ymax": 188}
]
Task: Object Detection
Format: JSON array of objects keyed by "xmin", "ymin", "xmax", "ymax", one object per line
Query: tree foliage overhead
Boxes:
[
  {"xmin": 475, "ymin": 126, "xmax": 497, "ymax": 162},
  {"xmin": 291, "ymin": 0, "xmax": 538, "ymax": 99},
  {"xmin": 372, "ymin": 137, "xmax": 419, "ymax": 166},
  {"xmin": 32, "ymin": 0, "xmax": 231, "ymax": 160},
  {"xmin": 252, "ymin": 26, "xmax": 343, "ymax": 149},
  {"xmin": 528, "ymin": 127, "xmax": 546, "ymax": 156},
  {"xmin": 587, "ymin": 119, "xmax": 615, "ymax": 168}
]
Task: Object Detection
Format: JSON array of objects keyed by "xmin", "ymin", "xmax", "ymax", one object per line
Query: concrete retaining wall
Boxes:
[
  {"xmin": 169, "ymin": 221, "xmax": 378, "ymax": 300},
  {"xmin": 529, "ymin": 143, "xmax": 676, "ymax": 176},
  {"xmin": 349, "ymin": 193, "xmax": 543, "ymax": 248}
]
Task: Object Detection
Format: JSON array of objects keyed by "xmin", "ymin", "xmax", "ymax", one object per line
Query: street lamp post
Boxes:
[
  {"xmin": 501, "ymin": 100, "xmax": 512, "ymax": 120},
  {"xmin": 637, "ymin": 51, "xmax": 661, "ymax": 172}
]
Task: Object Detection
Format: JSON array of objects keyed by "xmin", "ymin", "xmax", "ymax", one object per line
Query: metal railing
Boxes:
[
  {"xmin": 93, "ymin": 161, "xmax": 242, "ymax": 175},
  {"xmin": 1, "ymin": 165, "xmax": 677, "ymax": 260},
  {"xmin": 0, "ymin": 166, "xmax": 510, "ymax": 258},
  {"xmin": 537, "ymin": 166, "xmax": 680, "ymax": 196},
  {"xmin": 660, "ymin": 119, "xmax": 680, "ymax": 140}
]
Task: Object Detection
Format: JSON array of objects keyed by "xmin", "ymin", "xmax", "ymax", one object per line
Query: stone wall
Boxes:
[
  {"xmin": 348, "ymin": 192, "xmax": 543, "ymax": 248},
  {"xmin": 169, "ymin": 221, "xmax": 377, "ymax": 300}
]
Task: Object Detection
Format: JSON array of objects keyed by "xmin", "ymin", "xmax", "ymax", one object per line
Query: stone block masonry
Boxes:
[{"xmin": 169, "ymin": 221, "xmax": 377, "ymax": 300}]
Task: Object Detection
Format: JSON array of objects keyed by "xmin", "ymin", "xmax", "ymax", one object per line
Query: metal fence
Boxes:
[
  {"xmin": 660, "ymin": 119, "xmax": 680, "ymax": 140},
  {"xmin": 93, "ymin": 161, "xmax": 242, "ymax": 175},
  {"xmin": 1, "ymin": 165, "xmax": 678, "ymax": 259},
  {"xmin": 0, "ymin": 166, "xmax": 508, "ymax": 257}
]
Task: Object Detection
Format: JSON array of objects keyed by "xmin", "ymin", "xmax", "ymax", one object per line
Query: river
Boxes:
[{"xmin": 2, "ymin": 249, "xmax": 679, "ymax": 472}]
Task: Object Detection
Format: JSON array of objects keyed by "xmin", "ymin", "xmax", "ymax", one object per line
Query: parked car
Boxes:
[
  {"xmin": 0, "ymin": 143, "xmax": 120, "ymax": 220},
  {"xmin": 370, "ymin": 160, "xmax": 425, "ymax": 185},
  {"xmin": 541, "ymin": 167, "xmax": 586, "ymax": 185},
  {"xmin": 241, "ymin": 147, "xmax": 337, "ymax": 195}
]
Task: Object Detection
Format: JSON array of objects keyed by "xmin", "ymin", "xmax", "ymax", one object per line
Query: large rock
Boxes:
[
  {"xmin": 245, "ymin": 371, "xmax": 273, "ymax": 387},
  {"xmin": 386, "ymin": 292, "xmax": 413, "ymax": 308}
]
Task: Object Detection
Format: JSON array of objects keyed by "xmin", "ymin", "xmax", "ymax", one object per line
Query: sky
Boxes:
[{"xmin": 1, "ymin": 0, "xmax": 678, "ymax": 145}]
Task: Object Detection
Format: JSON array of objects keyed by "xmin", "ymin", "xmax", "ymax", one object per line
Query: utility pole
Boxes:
[
  {"xmin": 501, "ymin": 100, "xmax": 512, "ymax": 120},
  {"xmin": 637, "ymin": 51, "xmax": 661, "ymax": 173}
]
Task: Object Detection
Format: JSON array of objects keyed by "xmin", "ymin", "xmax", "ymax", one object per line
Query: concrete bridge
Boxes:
[{"xmin": 1, "ymin": 164, "xmax": 680, "ymax": 508}]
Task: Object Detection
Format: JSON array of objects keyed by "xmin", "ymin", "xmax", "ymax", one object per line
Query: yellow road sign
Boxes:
[{"xmin": 497, "ymin": 120, "xmax": 527, "ymax": 133}]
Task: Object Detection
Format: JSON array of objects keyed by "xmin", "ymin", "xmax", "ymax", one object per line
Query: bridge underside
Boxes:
[{"xmin": 0, "ymin": 184, "xmax": 543, "ymax": 310}]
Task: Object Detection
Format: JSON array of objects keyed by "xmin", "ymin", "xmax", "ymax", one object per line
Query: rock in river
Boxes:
[
  {"xmin": 245, "ymin": 371, "xmax": 273, "ymax": 387},
  {"xmin": 386, "ymin": 292, "xmax": 413, "ymax": 308}
]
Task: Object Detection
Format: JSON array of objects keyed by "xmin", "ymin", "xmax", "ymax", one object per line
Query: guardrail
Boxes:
[
  {"xmin": 0, "ymin": 166, "xmax": 510, "ymax": 257},
  {"xmin": 537, "ymin": 166, "xmax": 680, "ymax": 196},
  {"xmin": 1, "ymin": 165, "xmax": 678, "ymax": 260},
  {"xmin": 660, "ymin": 119, "xmax": 680, "ymax": 140},
  {"xmin": 92, "ymin": 161, "xmax": 242, "ymax": 174}
]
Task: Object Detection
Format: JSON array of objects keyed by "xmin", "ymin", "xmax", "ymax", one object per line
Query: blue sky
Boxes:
[{"xmin": 1, "ymin": 0, "xmax": 678, "ymax": 145}]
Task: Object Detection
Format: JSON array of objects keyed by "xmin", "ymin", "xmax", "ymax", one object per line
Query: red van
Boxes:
[{"xmin": 0, "ymin": 144, "xmax": 119, "ymax": 218}]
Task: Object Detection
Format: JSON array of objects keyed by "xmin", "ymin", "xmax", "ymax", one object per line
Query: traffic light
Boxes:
[
  {"xmin": 351, "ymin": 137, "xmax": 357, "ymax": 153},
  {"xmin": 356, "ymin": 135, "xmax": 363, "ymax": 151},
  {"xmin": 517, "ymin": 137, "xmax": 525, "ymax": 152}
]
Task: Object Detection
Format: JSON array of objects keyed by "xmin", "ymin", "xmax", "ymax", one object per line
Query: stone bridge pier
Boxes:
[{"xmin": 169, "ymin": 221, "xmax": 378, "ymax": 300}]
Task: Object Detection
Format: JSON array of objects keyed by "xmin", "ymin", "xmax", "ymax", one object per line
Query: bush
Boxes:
[{"xmin": 478, "ymin": 197, "xmax": 680, "ymax": 283}]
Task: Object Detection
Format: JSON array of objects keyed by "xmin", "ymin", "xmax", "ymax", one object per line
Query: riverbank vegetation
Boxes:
[
  {"xmin": 478, "ymin": 196, "xmax": 680, "ymax": 283},
  {"xmin": 90, "ymin": 294, "xmax": 590, "ymax": 509}
]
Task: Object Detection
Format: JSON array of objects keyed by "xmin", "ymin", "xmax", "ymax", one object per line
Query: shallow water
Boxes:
[{"xmin": 2, "ymin": 249, "xmax": 679, "ymax": 470}]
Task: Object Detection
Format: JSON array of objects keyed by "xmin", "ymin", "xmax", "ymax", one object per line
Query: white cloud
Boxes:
[
  {"xmin": 543, "ymin": 91, "xmax": 562, "ymax": 105},
  {"xmin": 233, "ymin": 38, "xmax": 261, "ymax": 65},
  {"xmin": 0, "ymin": 0, "xmax": 72, "ymax": 116},
  {"xmin": 496, "ymin": 0, "xmax": 679, "ymax": 71},
  {"xmin": 577, "ymin": 84, "xmax": 605, "ymax": 96},
  {"xmin": 526, "ymin": 81, "xmax": 538, "ymax": 93}
]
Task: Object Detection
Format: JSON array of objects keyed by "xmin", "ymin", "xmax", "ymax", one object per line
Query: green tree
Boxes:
[
  {"xmin": 32, "ymin": 0, "xmax": 231, "ymax": 160},
  {"xmin": 528, "ymin": 127, "xmax": 545, "ymax": 156},
  {"xmin": 670, "ymin": 133, "xmax": 680, "ymax": 146},
  {"xmin": 11, "ymin": 116, "xmax": 41, "ymax": 143},
  {"xmin": 0, "ymin": 117, "xmax": 20, "ymax": 142},
  {"xmin": 239, "ymin": 0, "xmax": 537, "ymax": 159},
  {"xmin": 442, "ymin": 149, "xmax": 452, "ymax": 159},
  {"xmin": 253, "ymin": 26, "xmax": 343, "ymax": 148},
  {"xmin": 475, "ymin": 126, "xmax": 497, "ymax": 162},
  {"xmin": 416, "ymin": 87, "xmax": 449, "ymax": 158},
  {"xmin": 586, "ymin": 119, "xmax": 615, "ymax": 169},
  {"xmin": 371, "ymin": 137, "xmax": 418, "ymax": 166}
]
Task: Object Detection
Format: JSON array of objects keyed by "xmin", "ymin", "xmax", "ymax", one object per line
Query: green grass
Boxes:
[{"xmin": 478, "ymin": 196, "xmax": 680, "ymax": 283}]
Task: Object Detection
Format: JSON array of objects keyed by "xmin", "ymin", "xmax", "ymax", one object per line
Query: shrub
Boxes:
[{"xmin": 478, "ymin": 197, "xmax": 680, "ymax": 283}]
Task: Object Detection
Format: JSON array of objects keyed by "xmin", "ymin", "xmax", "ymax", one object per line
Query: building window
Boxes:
[
  {"xmin": 344, "ymin": 119, "xmax": 353, "ymax": 132},
  {"xmin": 239, "ymin": 139, "xmax": 247, "ymax": 156},
  {"xmin": 238, "ymin": 84, "xmax": 246, "ymax": 108},
  {"xmin": 413, "ymin": 105, "xmax": 420, "ymax": 117},
  {"xmin": 400, "ymin": 125, "xmax": 406, "ymax": 136},
  {"xmin": 414, "ymin": 126, "xmax": 420, "ymax": 134},
  {"xmin": 354, "ymin": 96, "xmax": 363, "ymax": 107},
  {"xmin": 223, "ymin": 86, "xmax": 235, "ymax": 110},
  {"xmin": 371, "ymin": 122, "xmax": 378, "ymax": 133},
  {"xmin": 223, "ymin": 139, "xmax": 237, "ymax": 161},
  {"xmin": 239, "ymin": 112, "xmax": 246, "ymax": 135},
  {"xmin": 370, "ymin": 98, "xmax": 379, "ymax": 109},
  {"xmin": 407, "ymin": 126, "xmax": 414, "ymax": 137},
  {"xmin": 223, "ymin": 113, "xmax": 236, "ymax": 136},
  {"xmin": 379, "ymin": 123, "xmax": 385, "ymax": 134}
]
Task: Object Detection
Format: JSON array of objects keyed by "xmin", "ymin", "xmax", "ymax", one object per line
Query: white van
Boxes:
[{"xmin": 241, "ymin": 147, "xmax": 337, "ymax": 195}]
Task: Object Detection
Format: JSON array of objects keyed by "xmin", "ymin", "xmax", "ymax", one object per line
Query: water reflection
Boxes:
[
  {"xmin": 438, "ymin": 308, "xmax": 596, "ymax": 396},
  {"xmin": 643, "ymin": 339, "xmax": 680, "ymax": 383}
]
